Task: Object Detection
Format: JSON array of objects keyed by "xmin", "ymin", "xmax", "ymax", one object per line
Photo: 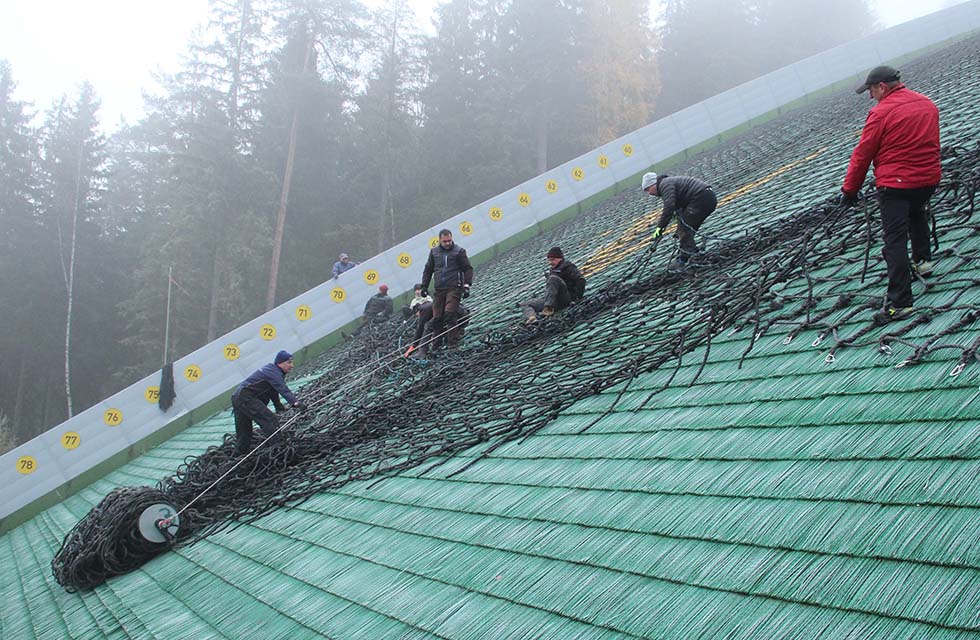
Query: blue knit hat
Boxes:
[{"xmin": 275, "ymin": 350, "xmax": 293, "ymax": 364}]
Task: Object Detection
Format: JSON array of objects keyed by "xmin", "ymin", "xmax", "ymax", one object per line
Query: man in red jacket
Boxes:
[{"xmin": 841, "ymin": 65, "xmax": 941, "ymax": 325}]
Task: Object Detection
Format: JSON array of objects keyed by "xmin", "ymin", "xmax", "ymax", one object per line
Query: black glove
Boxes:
[
  {"xmin": 839, "ymin": 191, "xmax": 858, "ymax": 207},
  {"xmin": 419, "ymin": 287, "xmax": 428, "ymax": 298},
  {"xmin": 292, "ymin": 401, "xmax": 308, "ymax": 412},
  {"xmin": 462, "ymin": 284, "xmax": 471, "ymax": 299}
]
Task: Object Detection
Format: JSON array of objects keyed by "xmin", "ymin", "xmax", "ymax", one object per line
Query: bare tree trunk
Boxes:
[
  {"xmin": 63, "ymin": 145, "xmax": 83, "ymax": 418},
  {"xmin": 266, "ymin": 34, "xmax": 314, "ymax": 310},
  {"xmin": 535, "ymin": 106, "xmax": 549, "ymax": 173},
  {"xmin": 206, "ymin": 250, "xmax": 221, "ymax": 343},
  {"xmin": 12, "ymin": 349, "xmax": 29, "ymax": 442}
]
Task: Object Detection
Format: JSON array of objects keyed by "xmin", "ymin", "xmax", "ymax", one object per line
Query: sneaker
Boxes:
[
  {"xmin": 668, "ymin": 258, "xmax": 688, "ymax": 271},
  {"xmin": 873, "ymin": 305, "xmax": 915, "ymax": 326},
  {"xmin": 524, "ymin": 313, "xmax": 538, "ymax": 325},
  {"xmin": 913, "ymin": 260, "xmax": 933, "ymax": 277},
  {"xmin": 540, "ymin": 307, "xmax": 555, "ymax": 317}
]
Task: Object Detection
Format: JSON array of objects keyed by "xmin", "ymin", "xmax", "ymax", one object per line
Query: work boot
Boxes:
[
  {"xmin": 913, "ymin": 260, "xmax": 934, "ymax": 277},
  {"xmin": 540, "ymin": 307, "xmax": 555, "ymax": 317},
  {"xmin": 524, "ymin": 313, "xmax": 538, "ymax": 325},
  {"xmin": 668, "ymin": 258, "xmax": 688, "ymax": 272},
  {"xmin": 872, "ymin": 305, "xmax": 915, "ymax": 326}
]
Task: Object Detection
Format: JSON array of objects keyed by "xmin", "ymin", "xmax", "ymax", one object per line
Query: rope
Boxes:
[{"xmin": 50, "ymin": 35, "xmax": 980, "ymax": 590}]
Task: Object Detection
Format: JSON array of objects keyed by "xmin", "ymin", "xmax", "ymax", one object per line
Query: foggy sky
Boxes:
[{"xmin": 0, "ymin": 0, "xmax": 967, "ymax": 130}]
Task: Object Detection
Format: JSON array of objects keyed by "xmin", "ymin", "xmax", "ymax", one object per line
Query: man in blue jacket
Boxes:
[
  {"xmin": 331, "ymin": 253, "xmax": 357, "ymax": 279},
  {"xmin": 420, "ymin": 229, "xmax": 473, "ymax": 348},
  {"xmin": 231, "ymin": 350, "xmax": 306, "ymax": 455}
]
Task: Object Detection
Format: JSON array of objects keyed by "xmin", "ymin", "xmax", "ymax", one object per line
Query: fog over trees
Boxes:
[{"xmin": 0, "ymin": 0, "xmax": 876, "ymax": 449}]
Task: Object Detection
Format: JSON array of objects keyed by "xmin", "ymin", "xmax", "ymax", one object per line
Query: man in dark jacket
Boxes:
[
  {"xmin": 362, "ymin": 284, "xmax": 394, "ymax": 321},
  {"xmin": 420, "ymin": 229, "xmax": 473, "ymax": 347},
  {"xmin": 521, "ymin": 246, "xmax": 587, "ymax": 324},
  {"xmin": 642, "ymin": 172, "xmax": 717, "ymax": 268},
  {"xmin": 231, "ymin": 350, "xmax": 306, "ymax": 455},
  {"xmin": 840, "ymin": 65, "xmax": 941, "ymax": 325}
]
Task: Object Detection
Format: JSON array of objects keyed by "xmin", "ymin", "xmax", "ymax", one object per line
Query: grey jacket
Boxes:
[{"xmin": 655, "ymin": 175, "xmax": 713, "ymax": 229}]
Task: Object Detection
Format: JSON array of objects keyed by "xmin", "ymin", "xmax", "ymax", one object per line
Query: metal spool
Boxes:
[{"xmin": 137, "ymin": 503, "xmax": 180, "ymax": 543}]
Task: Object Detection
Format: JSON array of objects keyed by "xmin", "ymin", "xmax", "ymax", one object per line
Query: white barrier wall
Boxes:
[{"xmin": 3, "ymin": 0, "xmax": 980, "ymax": 524}]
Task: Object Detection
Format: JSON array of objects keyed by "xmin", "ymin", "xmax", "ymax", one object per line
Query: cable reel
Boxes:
[{"xmin": 137, "ymin": 503, "xmax": 180, "ymax": 543}]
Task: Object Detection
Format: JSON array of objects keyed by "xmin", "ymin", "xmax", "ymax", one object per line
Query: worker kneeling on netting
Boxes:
[
  {"xmin": 521, "ymin": 246, "xmax": 586, "ymax": 325},
  {"xmin": 231, "ymin": 350, "xmax": 307, "ymax": 455},
  {"xmin": 641, "ymin": 172, "xmax": 717, "ymax": 269}
]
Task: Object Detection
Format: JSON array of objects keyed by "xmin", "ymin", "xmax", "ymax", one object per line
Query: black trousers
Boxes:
[
  {"xmin": 877, "ymin": 186, "xmax": 935, "ymax": 308},
  {"xmin": 521, "ymin": 275, "xmax": 572, "ymax": 319},
  {"xmin": 232, "ymin": 392, "xmax": 280, "ymax": 455},
  {"xmin": 677, "ymin": 188, "xmax": 717, "ymax": 258}
]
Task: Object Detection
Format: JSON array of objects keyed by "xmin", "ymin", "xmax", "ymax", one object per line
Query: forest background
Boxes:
[{"xmin": 0, "ymin": 0, "xmax": 877, "ymax": 450}]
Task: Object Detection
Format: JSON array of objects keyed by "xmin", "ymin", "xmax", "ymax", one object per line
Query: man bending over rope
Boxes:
[
  {"xmin": 231, "ymin": 350, "xmax": 306, "ymax": 455},
  {"xmin": 521, "ymin": 246, "xmax": 586, "ymax": 325},
  {"xmin": 641, "ymin": 172, "xmax": 717, "ymax": 269}
]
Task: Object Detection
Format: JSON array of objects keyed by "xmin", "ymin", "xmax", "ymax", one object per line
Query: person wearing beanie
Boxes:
[
  {"xmin": 641, "ymin": 171, "xmax": 717, "ymax": 269},
  {"xmin": 420, "ymin": 229, "xmax": 474, "ymax": 349},
  {"xmin": 331, "ymin": 252, "xmax": 357, "ymax": 279},
  {"xmin": 840, "ymin": 65, "xmax": 941, "ymax": 326},
  {"xmin": 520, "ymin": 246, "xmax": 587, "ymax": 324},
  {"xmin": 230, "ymin": 350, "xmax": 306, "ymax": 455},
  {"xmin": 402, "ymin": 283, "xmax": 433, "ymax": 320},
  {"xmin": 362, "ymin": 283, "xmax": 394, "ymax": 321}
]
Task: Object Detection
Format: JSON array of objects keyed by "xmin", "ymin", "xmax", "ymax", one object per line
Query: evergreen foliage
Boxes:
[{"xmin": 0, "ymin": 0, "xmax": 876, "ymax": 450}]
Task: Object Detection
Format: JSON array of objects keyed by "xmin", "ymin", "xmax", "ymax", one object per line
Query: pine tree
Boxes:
[
  {"xmin": 0, "ymin": 61, "xmax": 42, "ymax": 442},
  {"xmin": 354, "ymin": 0, "xmax": 425, "ymax": 253}
]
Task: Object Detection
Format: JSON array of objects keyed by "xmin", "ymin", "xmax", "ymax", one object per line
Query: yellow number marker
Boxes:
[
  {"xmin": 61, "ymin": 432, "xmax": 81, "ymax": 450},
  {"xmin": 103, "ymin": 408, "xmax": 123, "ymax": 426},
  {"xmin": 184, "ymin": 364, "xmax": 202, "ymax": 381},
  {"xmin": 260, "ymin": 323, "xmax": 276, "ymax": 340},
  {"xmin": 16, "ymin": 456, "xmax": 37, "ymax": 474}
]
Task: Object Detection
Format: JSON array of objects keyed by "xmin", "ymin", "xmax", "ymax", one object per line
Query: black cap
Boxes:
[{"xmin": 855, "ymin": 65, "xmax": 900, "ymax": 94}]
